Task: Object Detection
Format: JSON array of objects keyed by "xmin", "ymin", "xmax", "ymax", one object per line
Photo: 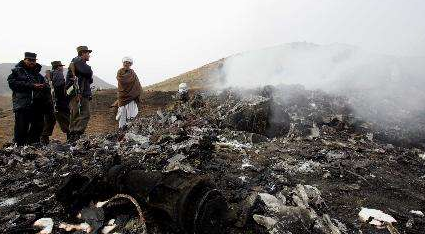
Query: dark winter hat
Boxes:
[
  {"xmin": 77, "ymin": 46, "xmax": 92, "ymax": 53},
  {"xmin": 51, "ymin": 61, "xmax": 65, "ymax": 67},
  {"xmin": 24, "ymin": 52, "xmax": 37, "ymax": 60}
]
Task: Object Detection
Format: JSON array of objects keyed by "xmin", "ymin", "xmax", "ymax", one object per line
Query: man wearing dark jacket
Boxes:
[
  {"xmin": 66, "ymin": 46, "xmax": 93, "ymax": 142},
  {"xmin": 8, "ymin": 52, "xmax": 51, "ymax": 146},
  {"xmin": 41, "ymin": 61, "xmax": 70, "ymax": 144}
]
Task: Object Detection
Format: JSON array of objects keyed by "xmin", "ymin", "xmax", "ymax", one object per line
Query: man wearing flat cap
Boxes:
[
  {"xmin": 65, "ymin": 46, "xmax": 93, "ymax": 142},
  {"xmin": 8, "ymin": 52, "xmax": 51, "ymax": 146},
  {"xmin": 41, "ymin": 61, "xmax": 70, "ymax": 144}
]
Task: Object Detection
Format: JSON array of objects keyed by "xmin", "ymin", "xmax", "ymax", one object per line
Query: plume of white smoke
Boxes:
[{"xmin": 217, "ymin": 42, "xmax": 425, "ymax": 124}]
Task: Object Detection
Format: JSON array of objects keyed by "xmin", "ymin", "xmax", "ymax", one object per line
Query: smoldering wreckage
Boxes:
[{"xmin": 1, "ymin": 84, "xmax": 425, "ymax": 234}]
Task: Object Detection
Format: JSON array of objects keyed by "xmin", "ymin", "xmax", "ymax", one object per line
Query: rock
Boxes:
[
  {"xmin": 101, "ymin": 219, "xmax": 117, "ymax": 234},
  {"xmin": 222, "ymin": 97, "xmax": 290, "ymax": 138},
  {"xmin": 276, "ymin": 191, "xmax": 287, "ymax": 205},
  {"xmin": 358, "ymin": 207, "xmax": 397, "ymax": 228},
  {"xmin": 269, "ymin": 206, "xmax": 316, "ymax": 233},
  {"xmin": 33, "ymin": 218, "xmax": 54, "ymax": 234},
  {"xmin": 164, "ymin": 161, "xmax": 195, "ymax": 173},
  {"xmin": 294, "ymin": 185, "xmax": 310, "ymax": 207},
  {"xmin": 303, "ymin": 185, "xmax": 324, "ymax": 206},
  {"xmin": 258, "ymin": 193, "xmax": 285, "ymax": 213},
  {"xmin": 326, "ymin": 151, "xmax": 347, "ymax": 161},
  {"xmin": 410, "ymin": 210, "xmax": 424, "ymax": 217},
  {"xmin": 241, "ymin": 157, "xmax": 256, "ymax": 171},
  {"xmin": 321, "ymin": 214, "xmax": 342, "ymax": 234},
  {"xmin": 310, "ymin": 123, "xmax": 320, "ymax": 139},
  {"xmin": 253, "ymin": 214, "xmax": 277, "ymax": 230},
  {"xmin": 124, "ymin": 132, "xmax": 150, "ymax": 148},
  {"xmin": 163, "ymin": 154, "xmax": 195, "ymax": 173},
  {"xmin": 59, "ymin": 222, "xmax": 91, "ymax": 233}
]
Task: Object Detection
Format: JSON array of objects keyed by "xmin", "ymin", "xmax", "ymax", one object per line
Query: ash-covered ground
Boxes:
[{"xmin": 1, "ymin": 85, "xmax": 424, "ymax": 234}]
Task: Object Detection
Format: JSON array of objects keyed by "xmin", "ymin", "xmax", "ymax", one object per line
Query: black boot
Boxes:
[
  {"xmin": 67, "ymin": 132, "xmax": 77, "ymax": 143},
  {"xmin": 66, "ymin": 132, "xmax": 72, "ymax": 143},
  {"xmin": 41, "ymin": 136, "xmax": 50, "ymax": 145}
]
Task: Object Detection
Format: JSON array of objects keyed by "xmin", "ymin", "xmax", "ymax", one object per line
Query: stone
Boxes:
[
  {"xmin": 258, "ymin": 193, "xmax": 285, "ymax": 213},
  {"xmin": 221, "ymin": 97, "xmax": 290, "ymax": 138},
  {"xmin": 33, "ymin": 218, "xmax": 54, "ymax": 234},
  {"xmin": 253, "ymin": 215, "xmax": 277, "ymax": 230}
]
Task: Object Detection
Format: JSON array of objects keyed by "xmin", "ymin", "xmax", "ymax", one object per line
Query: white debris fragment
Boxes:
[
  {"xmin": 297, "ymin": 161, "xmax": 321, "ymax": 174},
  {"xmin": 96, "ymin": 201, "xmax": 108, "ymax": 208},
  {"xmin": 273, "ymin": 160, "xmax": 322, "ymax": 175},
  {"xmin": 101, "ymin": 219, "xmax": 117, "ymax": 234},
  {"xmin": 366, "ymin": 133, "xmax": 374, "ymax": 141},
  {"xmin": 216, "ymin": 136, "xmax": 252, "ymax": 149},
  {"xmin": 167, "ymin": 154, "xmax": 187, "ymax": 163},
  {"xmin": 164, "ymin": 161, "xmax": 195, "ymax": 173},
  {"xmin": 163, "ymin": 154, "xmax": 195, "ymax": 173},
  {"xmin": 33, "ymin": 218, "xmax": 54, "ymax": 234},
  {"xmin": 310, "ymin": 123, "xmax": 320, "ymax": 139},
  {"xmin": 59, "ymin": 222, "xmax": 91, "ymax": 233},
  {"xmin": 419, "ymin": 153, "xmax": 425, "ymax": 160},
  {"xmin": 258, "ymin": 193, "xmax": 284, "ymax": 213},
  {"xmin": 410, "ymin": 210, "xmax": 424, "ymax": 217},
  {"xmin": 322, "ymin": 214, "xmax": 342, "ymax": 234},
  {"xmin": 276, "ymin": 191, "xmax": 287, "ymax": 205},
  {"xmin": 253, "ymin": 214, "xmax": 277, "ymax": 230},
  {"xmin": 60, "ymin": 172, "xmax": 70, "ymax": 177},
  {"xmin": 359, "ymin": 208, "xmax": 396, "ymax": 228},
  {"xmin": 124, "ymin": 132, "xmax": 150, "ymax": 147},
  {"xmin": 239, "ymin": 176, "xmax": 248, "ymax": 182},
  {"xmin": 241, "ymin": 157, "xmax": 255, "ymax": 170},
  {"xmin": 0, "ymin": 197, "xmax": 19, "ymax": 207}
]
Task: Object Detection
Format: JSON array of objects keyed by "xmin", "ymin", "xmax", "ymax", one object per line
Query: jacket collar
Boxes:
[{"xmin": 16, "ymin": 60, "xmax": 42, "ymax": 73}]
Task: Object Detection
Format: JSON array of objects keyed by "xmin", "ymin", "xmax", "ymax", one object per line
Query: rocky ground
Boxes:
[{"xmin": 1, "ymin": 85, "xmax": 424, "ymax": 234}]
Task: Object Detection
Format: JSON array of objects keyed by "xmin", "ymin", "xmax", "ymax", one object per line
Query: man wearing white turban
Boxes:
[{"xmin": 115, "ymin": 57, "xmax": 142, "ymax": 129}]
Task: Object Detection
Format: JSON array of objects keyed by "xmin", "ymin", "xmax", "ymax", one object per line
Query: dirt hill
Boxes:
[{"xmin": 146, "ymin": 59, "xmax": 225, "ymax": 91}]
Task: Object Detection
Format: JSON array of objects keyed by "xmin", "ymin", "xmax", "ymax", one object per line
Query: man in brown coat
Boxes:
[{"xmin": 115, "ymin": 56, "xmax": 142, "ymax": 129}]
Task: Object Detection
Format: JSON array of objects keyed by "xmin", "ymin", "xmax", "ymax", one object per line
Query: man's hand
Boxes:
[{"xmin": 33, "ymin": 83, "xmax": 45, "ymax": 89}]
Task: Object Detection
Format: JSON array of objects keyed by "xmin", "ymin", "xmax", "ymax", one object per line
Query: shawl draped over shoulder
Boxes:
[{"xmin": 116, "ymin": 68, "xmax": 142, "ymax": 107}]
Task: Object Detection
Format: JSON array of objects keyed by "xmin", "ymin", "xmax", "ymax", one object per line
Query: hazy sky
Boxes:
[{"xmin": 1, "ymin": 0, "xmax": 424, "ymax": 86}]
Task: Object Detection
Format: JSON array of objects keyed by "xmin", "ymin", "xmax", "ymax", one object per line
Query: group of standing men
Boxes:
[{"xmin": 7, "ymin": 46, "xmax": 94, "ymax": 146}]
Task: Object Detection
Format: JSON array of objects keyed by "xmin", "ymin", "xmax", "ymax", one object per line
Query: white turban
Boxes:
[{"xmin": 122, "ymin": 56, "xmax": 133, "ymax": 64}]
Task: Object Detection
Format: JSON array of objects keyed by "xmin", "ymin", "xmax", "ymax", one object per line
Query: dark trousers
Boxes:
[
  {"xmin": 69, "ymin": 96, "xmax": 90, "ymax": 134},
  {"xmin": 14, "ymin": 108, "xmax": 44, "ymax": 146},
  {"xmin": 42, "ymin": 109, "xmax": 70, "ymax": 137}
]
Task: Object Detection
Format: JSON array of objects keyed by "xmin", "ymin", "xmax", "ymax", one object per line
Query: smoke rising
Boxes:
[{"xmin": 218, "ymin": 42, "xmax": 425, "ymax": 125}]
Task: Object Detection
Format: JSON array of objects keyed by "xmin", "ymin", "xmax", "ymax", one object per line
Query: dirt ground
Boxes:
[{"xmin": 0, "ymin": 89, "xmax": 176, "ymax": 147}]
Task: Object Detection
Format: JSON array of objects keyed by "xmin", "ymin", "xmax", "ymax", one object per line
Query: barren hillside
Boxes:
[{"xmin": 146, "ymin": 59, "xmax": 225, "ymax": 91}]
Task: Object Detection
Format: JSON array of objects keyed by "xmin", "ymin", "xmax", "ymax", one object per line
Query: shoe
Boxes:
[
  {"xmin": 41, "ymin": 136, "xmax": 50, "ymax": 145},
  {"xmin": 67, "ymin": 132, "xmax": 77, "ymax": 143}
]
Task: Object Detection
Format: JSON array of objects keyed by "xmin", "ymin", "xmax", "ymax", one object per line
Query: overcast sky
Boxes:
[{"xmin": 1, "ymin": 0, "xmax": 424, "ymax": 86}]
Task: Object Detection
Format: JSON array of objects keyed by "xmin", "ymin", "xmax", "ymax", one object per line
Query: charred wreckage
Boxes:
[{"xmin": 1, "ymin": 84, "xmax": 425, "ymax": 234}]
